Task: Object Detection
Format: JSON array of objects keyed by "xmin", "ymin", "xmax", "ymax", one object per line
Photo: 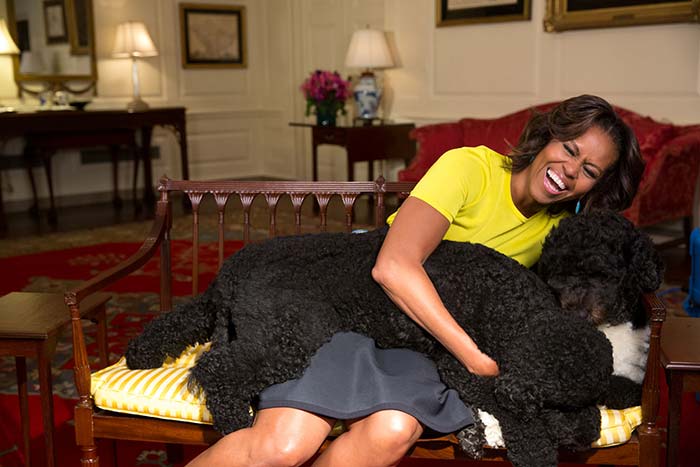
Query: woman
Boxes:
[{"xmin": 186, "ymin": 94, "xmax": 644, "ymax": 467}]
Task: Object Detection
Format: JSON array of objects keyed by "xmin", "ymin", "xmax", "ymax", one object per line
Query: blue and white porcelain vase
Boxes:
[{"xmin": 353, "ymin": 73, "xmax": 381, "ymax": 120}]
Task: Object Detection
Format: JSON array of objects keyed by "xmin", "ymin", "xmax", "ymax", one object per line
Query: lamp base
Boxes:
[
  {"xmin": 353, "ymin": 72, "xmax": 381, "ymax": 120},
  {"xmin": 127, "ymin": 98, "xmax": 149, "ymax": 113}
]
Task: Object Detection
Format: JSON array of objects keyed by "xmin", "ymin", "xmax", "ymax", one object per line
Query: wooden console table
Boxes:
[
  {"xmin": 290, "ymin": 122, "xmax": 416, "ymax": 181},
  {"xmin": 0, "ymin": 106, "xmax": 188, "ymax": 226}
]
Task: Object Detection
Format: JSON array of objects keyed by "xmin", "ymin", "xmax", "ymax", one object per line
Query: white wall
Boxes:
[
  {"xmin": 1, "ymin": 0, "xmax": 699, "ymax": 206},
  {"xmin": 385, "ymin": 0, "xmax": 700, "ymax": 125}
]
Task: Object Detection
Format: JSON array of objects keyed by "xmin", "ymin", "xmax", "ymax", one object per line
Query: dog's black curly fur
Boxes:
[{"xmin": 125, "ymin": 210, "xmax": 663, "ymax": 467}]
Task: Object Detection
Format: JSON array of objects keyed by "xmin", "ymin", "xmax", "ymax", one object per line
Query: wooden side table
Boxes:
[
  {"xmin": 289, "ymin": 122, "xmax": 416, "ymax": 182},
  {"xmin": 660, "ymin": 317, "xmax": 700, "ymax": 467},
  {"xmin": 0, "ymin": 292, "xmax": 111, "ymax": 467}
]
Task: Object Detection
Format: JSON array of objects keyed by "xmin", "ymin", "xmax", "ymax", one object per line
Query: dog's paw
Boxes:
[{"xmin": 456, "ymin": 413, "xmax": 486, "ymax": 459}]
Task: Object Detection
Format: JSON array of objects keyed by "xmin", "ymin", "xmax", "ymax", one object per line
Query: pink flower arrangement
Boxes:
[{"xmin": 300, "ymin": 70, "xmax": 351, "ymax": 117}]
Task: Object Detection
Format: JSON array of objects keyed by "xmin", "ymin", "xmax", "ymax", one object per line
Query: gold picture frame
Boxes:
[
  {"xmin": 65, "ymin": 0, "xmax": 93, "ymax": 55},
  {"xmin": 179, "ymin": 3, "xmax": 247, "ymax": 69},
  {"xmin": 544, "ymin": 0, "xmax": 700, "ymax": 32},
  {"xmin": 436, "ymin": 0, "xmax": 531, "ymax": 27}
]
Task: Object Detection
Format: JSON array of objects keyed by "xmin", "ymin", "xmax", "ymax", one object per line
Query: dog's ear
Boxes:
[{"xmin": 627, "ymin": 230, "xmax": 664, "ymax": 292}]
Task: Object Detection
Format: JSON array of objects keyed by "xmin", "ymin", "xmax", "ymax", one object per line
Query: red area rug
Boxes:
[{"xmin": 0, "ymin": 242, "xmax": 698, "ymax": 466}]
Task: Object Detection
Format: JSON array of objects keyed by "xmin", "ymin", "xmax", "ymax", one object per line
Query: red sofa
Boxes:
[{"xmin": 398, "ymin": 103, "xmax": 700, "ymax": 229}]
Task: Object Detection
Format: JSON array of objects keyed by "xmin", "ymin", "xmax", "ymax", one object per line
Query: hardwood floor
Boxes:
[{"xmin": 0, "ymin": 197, "xmax": 692, "ymax": 288}]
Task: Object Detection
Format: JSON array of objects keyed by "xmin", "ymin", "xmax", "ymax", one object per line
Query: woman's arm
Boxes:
[{"xmin": 372, "ymin": 196, "xmax": 499, "ymax": 377}]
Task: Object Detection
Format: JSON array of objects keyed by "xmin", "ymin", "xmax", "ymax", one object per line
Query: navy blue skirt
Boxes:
[{"xmin": 257, "ymin": 332, "xmax": 474, "ymax": 434}]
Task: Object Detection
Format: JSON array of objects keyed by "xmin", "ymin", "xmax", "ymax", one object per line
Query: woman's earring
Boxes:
[{"xmin": 575, "ymin": 200, "xmax": 582, "ymax": 214}]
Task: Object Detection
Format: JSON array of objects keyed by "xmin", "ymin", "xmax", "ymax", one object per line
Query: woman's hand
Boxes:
[{"xmin": 465, "ymin": 350, "xmax": 499, "ymax": 377}]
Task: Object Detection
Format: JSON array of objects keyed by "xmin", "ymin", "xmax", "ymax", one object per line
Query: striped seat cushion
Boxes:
[
  {"xmin": 91, "ymin": 343, "xmax": 214, "ymax": 424},
  {"xmin": 91, "ymin": 343, "xmax": 642, "ymax": 445},
  {"xmin": 593, "ymin": 406, "xmax": 643, "ymax": 447}
]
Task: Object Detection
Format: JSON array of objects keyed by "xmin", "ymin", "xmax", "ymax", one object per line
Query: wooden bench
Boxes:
[{"xmin": 64, "ymin": 177, "xmax": 666, "ymax": 466}]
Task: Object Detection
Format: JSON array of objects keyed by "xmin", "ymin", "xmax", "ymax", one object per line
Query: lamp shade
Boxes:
[
  {"xmin": 0, "ymin": 19, "xmax": 20, "ymax": 55},
  {"xmin": 112, "ymin": 21, "xmax": 158, "ymax": 58},
  {"xmin": 19, "ymin": 51, "xmax": 45, "ymax": 73},
  {"xmin": 345, "ymin": 28, "xmax": 393, "ymax": 70}
]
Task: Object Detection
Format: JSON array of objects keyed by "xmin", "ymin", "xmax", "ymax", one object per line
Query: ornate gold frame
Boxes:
[
  {"xmin": 7, "ymin": 0, "xmax": 97, "ymax": 96},
  {"xmin": 544, "ymin": 0, "xmax": 699, "ymax": 32}
]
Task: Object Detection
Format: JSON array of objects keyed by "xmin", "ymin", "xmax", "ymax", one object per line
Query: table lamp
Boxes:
[
  {"xmin": 112, "ymin": 21, "xmax": 158, "ymax": 112},
  {"xmin": 344, "ymin": 27, "xmax": 394, "ymax": 121},
  {"xmin": 0, "ymin": 18, "xmax": 20, "ymax": 110}
]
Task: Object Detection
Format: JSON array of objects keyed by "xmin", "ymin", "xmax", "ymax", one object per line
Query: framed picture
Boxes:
[
  {"xmin": 65, "ymin": 0, "xmax": 93, "ymax": 55},
  {"xmin": 43, "ymin": 0, "xmax": 69, "ymax": 44},
  {"xmin": 179, "ymin": 3, "xmax": 247, "ymax": 69},
  {"xmin": 544, "ymin": 0, "xmax": 700, "ymax": 32},
  {"xmin": 436, "ymin": 0, "xmax": 531, "ymax": 27}
]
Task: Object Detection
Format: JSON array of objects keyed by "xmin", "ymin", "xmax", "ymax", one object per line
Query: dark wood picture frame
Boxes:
[
  {"xmin": 436, "ymin": 0, "xmax": 531, "ymax": 27},
  {"xmin": 65, "ymin": 0, "xmax": 93, "ymax": 55},
  {"xmin": 179, "ymin": 3, "xmax": 247, "ymax": 69},
  {"xmin": 43, "ymin": 0, "xmax": 68, "ymax": 44},
  {"xmin": 544, "ymin": 0, "xmax": 700, "ymax": 32}
]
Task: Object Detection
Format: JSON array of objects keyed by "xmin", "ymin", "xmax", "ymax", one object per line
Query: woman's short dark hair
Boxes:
[{"xmin": 507, "ymin": 94, "xmax": 644, "ymax": 214}]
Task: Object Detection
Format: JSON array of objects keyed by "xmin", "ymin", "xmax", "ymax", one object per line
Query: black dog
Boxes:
[{"xmin": 126, "ymin": 210, "xmax": 663, "ymax": 467}]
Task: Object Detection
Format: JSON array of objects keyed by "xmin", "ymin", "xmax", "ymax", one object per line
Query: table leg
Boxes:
[
  {"xmin": 312, "ymin": 143, "xmax": 319, "ymax": 182},
  {"xmin": 109, "ymin": 145, "xmax": 123, "ymax": 209},
  {"xmin": 666, "ymin": 371, "xmax": 683, "ymax": 467},
  {"xmin": 175, "ymin": 119, "xmax": 189, "ymax": 181},
  {"xmin": 40, "ymin": 150, "xmax": 57, "ymax": 225},
  {"xmin": 139, "ymin": 126, "xmax": 155, "ymax": 209},
  {"xmin": 15, "ymin": 356, "xmax": 31, "ymax": 467},
  {"xmin": 38, "ymin": 339, "xmax": 57, "ymax": 467}
]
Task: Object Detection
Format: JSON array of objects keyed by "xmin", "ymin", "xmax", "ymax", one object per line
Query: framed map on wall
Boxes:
[
  {"xmin": 435, "ymin": 0, "xmax": 531, "ymax": 27},
  {"xmin": 179, "ymin": 3, "xmax": 247, "ymax": 69},
  {"xmin": 544, "ymin": 0, "xmax": 699, "ymax": 32}
]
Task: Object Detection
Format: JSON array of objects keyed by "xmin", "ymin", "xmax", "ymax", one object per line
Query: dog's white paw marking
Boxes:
[{"xmin": 478, "ymin": 409, "xmax": 505, "ymax": 448}]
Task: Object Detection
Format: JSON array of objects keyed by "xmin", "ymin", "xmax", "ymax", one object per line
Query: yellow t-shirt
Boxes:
[{"xmin": 387, "ymin": 146, "xmax": 568, "ymax": 267}]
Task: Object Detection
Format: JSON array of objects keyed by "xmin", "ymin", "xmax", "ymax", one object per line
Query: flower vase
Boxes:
[{"xmin": 316, "ymin": 107, "xmax": 337, "ymax": 127}]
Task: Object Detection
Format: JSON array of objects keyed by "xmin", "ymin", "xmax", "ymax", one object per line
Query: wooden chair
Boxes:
[{"xmin": 64, "ymin": 177, "xmax": 666, "ymax": 466}]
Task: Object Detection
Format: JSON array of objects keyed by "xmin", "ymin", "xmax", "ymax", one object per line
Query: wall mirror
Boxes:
[{"xmin": 3, "ymin": 0, "xmax": 97, "ymax": 96}]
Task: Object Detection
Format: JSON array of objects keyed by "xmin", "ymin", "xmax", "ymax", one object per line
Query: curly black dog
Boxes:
[{"xmin": 126, "ymin": 210, "xmax": 663, "ymax": 467}]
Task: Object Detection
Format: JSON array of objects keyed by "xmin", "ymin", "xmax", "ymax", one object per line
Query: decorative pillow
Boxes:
[
  {"xmin": 91, "ymin": 343, "xmax": 641, "ymax": 446},
  {"xmin": 614, "ymin": 107, "xmax": 677, "ymax": 157}
]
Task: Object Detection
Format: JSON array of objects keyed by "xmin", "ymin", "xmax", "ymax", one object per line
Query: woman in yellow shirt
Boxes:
[{"xmin": 186, "ymin": 94, "xmax": 644, "ymax": 467}]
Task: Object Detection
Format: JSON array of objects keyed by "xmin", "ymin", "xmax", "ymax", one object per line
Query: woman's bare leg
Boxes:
[
  {"xmin": 312, "ymin": 410, "xmax": 423, "ymax": 467},
  {"xmin": 186, "ymin": 407, "xmax": 334, "ymax": 467}
]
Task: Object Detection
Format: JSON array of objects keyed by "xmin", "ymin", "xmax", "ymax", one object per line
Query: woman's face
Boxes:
[{"xmin": 513, "ymin": 125, "xmax": 618, "ymax": 217}]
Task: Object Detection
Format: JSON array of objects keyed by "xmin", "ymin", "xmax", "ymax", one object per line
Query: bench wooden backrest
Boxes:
[{"xmin": 156, "ymin": 177, "xmax": 415, "ymax": 307}]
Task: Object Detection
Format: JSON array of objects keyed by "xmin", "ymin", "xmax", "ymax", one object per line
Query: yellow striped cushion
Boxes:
[
  {"xmin": 91, "ymin": 342, "xmax": 642, "ymax": 446},
  {"xmin": 91, "ymin": 343, "xmax": 213, "ymax": 424},
  {"xmin": 592, "ymin": 406, "xmax": 643, "ymax": 447}
]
